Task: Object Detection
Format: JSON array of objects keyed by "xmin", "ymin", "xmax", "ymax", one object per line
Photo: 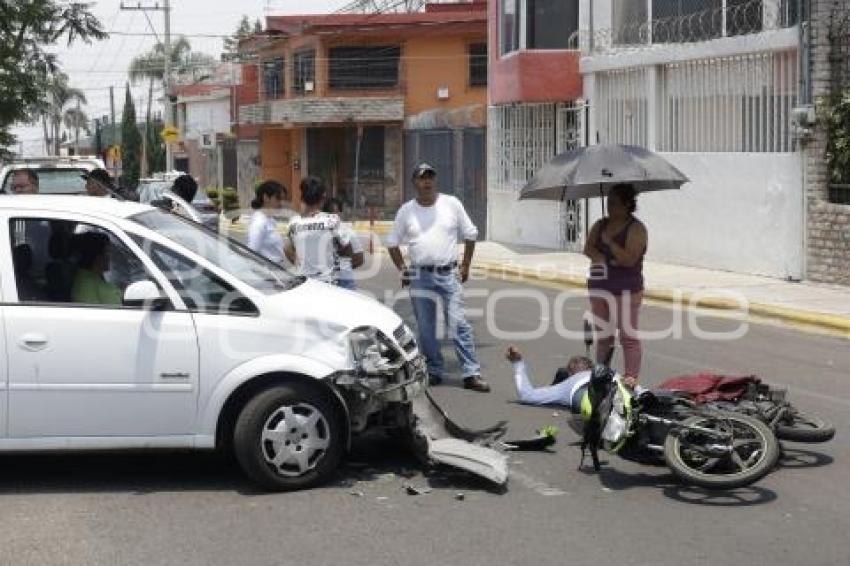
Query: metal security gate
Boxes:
[
  {"xmin": 462, "ymin": 129, "xmax": 487, "ymax": 240},
  {"xmin": 488, "ymin": 102, "xmax": 586, "ymax": 251},
  {"xmin": 404, "ymin": 128, "xmax": 487, "ymax": 239},
  {"xmin": 222, "ymin": 137, "xmax": 237, "ymax": 190}
]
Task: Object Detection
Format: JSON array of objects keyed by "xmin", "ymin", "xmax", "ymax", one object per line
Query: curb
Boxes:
[
  {"xmin": 473, "ymin": 261, "xmax": 850, "ymax": 335},
  {"xmin": 214, "ymin": 224, "xmax": 850, "ymax": 336}
]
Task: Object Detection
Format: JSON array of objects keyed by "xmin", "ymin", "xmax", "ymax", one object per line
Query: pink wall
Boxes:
[{"xmin": 487, "ymin": 0, "xmax": 583, "ymax": 105}]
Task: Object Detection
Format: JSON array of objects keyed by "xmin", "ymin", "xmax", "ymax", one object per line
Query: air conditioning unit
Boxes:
[
  {"xmin": 304, "ymin": 81, "xmax": 315, "ymax": 93},
  {"xmin": 199, "ymin": 132, "xmax": 216, "ymax": 149}
]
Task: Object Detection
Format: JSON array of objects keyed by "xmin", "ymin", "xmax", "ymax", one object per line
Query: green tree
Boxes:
[
  {"xmin": 223, "ymin": 16, "xmax": 252, "ymax": 56},
  {"xmin": 121, "ymin": 85, "xmax": 142, "ymax": 190},
  {"xmin": 146, "ymin": 116, "xmax": 165, "ymax": 173},
  {"xmin": 0, "ymin": 1, "xmax": 106, "ymax": 157},
  {"xmin": 128, "ymin": 36, "xmax": 215, "ymax": 174},
  {"xmin": 33, "ymin": 72, "xmax": 88, "ymax": 156},
  {"xmin": 223, "ymin": 16, "xmax": 263, "ymax": 60}
]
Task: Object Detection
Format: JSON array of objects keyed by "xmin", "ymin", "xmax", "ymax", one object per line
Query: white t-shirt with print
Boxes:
[
  {"xmin": 247, "ymin": 210, "xmax": 284, "ymax": 264},
  {"xmin": 287, "ymin": 212, "xmax": 350, "ymax": 283},
  {"xmin": 385, "ymin": 194, "xmax": 478, "ymax": 266},
  {"xmin": 336, "ymin": 222, "xmax": 364, "ymax": 282}
]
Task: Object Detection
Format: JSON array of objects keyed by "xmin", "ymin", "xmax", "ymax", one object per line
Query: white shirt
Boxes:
[
  {"xmin": 247, "ymin": 210, "xmax": 284, "ymax": 264},
  {"xmin": 287, "ymin": 212, "xmax": 350, "ymax": 283},
  {"xmin": 385, "ymin": 194, "xmax": 478, "ymax": 266},
  {"xmin": 336, "ymin": 222, "xmax": 363, "ymax": 282}
]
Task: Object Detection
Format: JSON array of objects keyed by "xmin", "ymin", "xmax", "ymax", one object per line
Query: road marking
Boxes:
[{"xmin": 509, "ymin": 468, "xmax": 567, "ymax": 497}]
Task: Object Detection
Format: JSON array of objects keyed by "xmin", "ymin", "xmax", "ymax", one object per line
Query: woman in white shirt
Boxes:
[{"xmin": 247, "ymin": 181, "xmax": 287, "ymax": 264}]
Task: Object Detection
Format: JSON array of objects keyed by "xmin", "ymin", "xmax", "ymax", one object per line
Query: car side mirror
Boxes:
[{"xmin": 123, "ymin": 280, "xmax": 170, "ymax": 310}]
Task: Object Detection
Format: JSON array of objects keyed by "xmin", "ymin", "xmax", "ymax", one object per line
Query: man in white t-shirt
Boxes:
[
  {"xmin": 285, "ymin": 176, "xmax": 353, "ymax": 284},
  {"xmin": 386, "ymin": 163, "xmax": 490, "ymax": 393}
]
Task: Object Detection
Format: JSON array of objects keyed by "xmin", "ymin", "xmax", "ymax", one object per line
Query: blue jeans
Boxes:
[
  {"xmin": 336, "ymin": 278, "xmax": 357, "ymax": 290},
  {"xmin": 409, "ymin": 268, "xmax": 481, "ymax": 379}
]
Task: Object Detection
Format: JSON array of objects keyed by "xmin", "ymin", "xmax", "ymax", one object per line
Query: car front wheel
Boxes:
[{"xmin": 234, "ymin": 383, "xmax": 343, "ymax": 491}]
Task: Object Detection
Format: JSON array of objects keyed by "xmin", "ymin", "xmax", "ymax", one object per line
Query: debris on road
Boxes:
[
  {"xmin": 404, "ymin": 484, "xmax": 432, "ymax": 496},
  {"xmin": 410, "ymin": 391, "xmax": 510, "ymax": 487}
]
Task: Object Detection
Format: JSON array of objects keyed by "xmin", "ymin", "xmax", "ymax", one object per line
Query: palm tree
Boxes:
[
  {"xmin": 63, "ymin": 106, "xmax": 90, "ymax": 154},
  {"xmin": 35, "ymin": 72, "xmax": 88, "ymax": 156},
  {"xmin": 128, "ymin": 36, "xmax": 215, "ymax": 174}
]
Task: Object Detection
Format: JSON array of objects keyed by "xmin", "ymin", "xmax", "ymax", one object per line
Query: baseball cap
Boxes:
[{"xmin": 412, "ymin": 162, "xmax": 437, "ymax": 179}]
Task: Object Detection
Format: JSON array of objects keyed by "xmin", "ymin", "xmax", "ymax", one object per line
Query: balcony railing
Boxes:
[{"xmin": 239, "ymin": 103, "xmax": 270, "ymax": 125}]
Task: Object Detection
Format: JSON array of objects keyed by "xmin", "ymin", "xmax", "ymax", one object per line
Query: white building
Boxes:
[{"xmin": 489, "ymin": 0, "xmax": 809, "ymax": 280}]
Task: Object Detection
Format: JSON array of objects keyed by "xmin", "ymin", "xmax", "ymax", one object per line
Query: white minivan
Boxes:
[{"xmin": 0, "ymin": 196, "xmax": 426, "ymax": 490}]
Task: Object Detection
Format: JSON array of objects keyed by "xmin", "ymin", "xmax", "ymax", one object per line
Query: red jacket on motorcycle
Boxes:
[{"xmin": 657, "ymin": 373, "xmax": 760, "ymax": 404}]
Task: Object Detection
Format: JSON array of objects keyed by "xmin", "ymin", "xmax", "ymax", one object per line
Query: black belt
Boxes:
[{"xmin": 415, "ymin": 262, "xmax": 458, "ymax": 274}]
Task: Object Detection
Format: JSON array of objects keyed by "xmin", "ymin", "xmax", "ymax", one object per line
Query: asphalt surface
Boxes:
[{"xmin": 1, "ymin": 256, "xmax": 848, "ymax": 566}]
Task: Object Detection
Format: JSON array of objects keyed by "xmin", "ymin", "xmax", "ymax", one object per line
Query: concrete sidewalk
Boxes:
[
  {"xmin": 472, "ymin": 241, "xmax": 850, "ymax": 335},
  {"xmin": 221, "ymin": 217, "xmax": 850, "ymax": 334}
]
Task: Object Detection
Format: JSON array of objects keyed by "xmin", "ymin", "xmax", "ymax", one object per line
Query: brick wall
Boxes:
[{"xmin": 806, "ymin": 0, "xmax": 850, "ymax": 285}]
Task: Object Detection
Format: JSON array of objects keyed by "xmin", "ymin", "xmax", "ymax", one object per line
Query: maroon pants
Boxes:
[{"xmin": 589, "ymin": 291, "xmax": 643, "ymax": 378}]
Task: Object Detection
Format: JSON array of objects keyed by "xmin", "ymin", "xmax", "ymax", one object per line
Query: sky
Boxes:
[{"xmin": 15, "ymin": 0, "xmax": 350, "ymax": 157}]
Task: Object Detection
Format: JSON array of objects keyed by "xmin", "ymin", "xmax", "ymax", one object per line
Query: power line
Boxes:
[{"xmin": 107, "ymin": 30, "xmax": 230, "ymax": 39}]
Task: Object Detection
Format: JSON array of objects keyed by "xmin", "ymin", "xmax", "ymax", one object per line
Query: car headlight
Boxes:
[{"xmin": 349, "ymin": 326, "xmax": 401, "ymax": 375}]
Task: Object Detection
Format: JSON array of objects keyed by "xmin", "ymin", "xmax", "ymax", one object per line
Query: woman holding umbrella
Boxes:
[
  {"xmin": 520, "ymin": 144, "xmax": 687, "ymax": 387},
  {"xmin": 584, "ymin": 183, "xmax": 647, "ymax": 388}
]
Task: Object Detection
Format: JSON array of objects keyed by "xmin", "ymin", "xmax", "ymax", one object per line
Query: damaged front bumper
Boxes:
[
  {"xmin": 331, "ymin": 354, "xmax": 509, "ymax": 487},
  {"xmin": 332, "ymin": 354, "xmax": 429, "ymax": 433}
]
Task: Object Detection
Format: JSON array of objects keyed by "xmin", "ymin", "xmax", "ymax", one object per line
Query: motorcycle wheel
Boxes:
[
  {"xmin": 775, "ymin": 411, "xmax": 835, "ymax": 443},
  {"xmin": 664, "ymin": 412, "xmax": 779, "ymax": 490}
]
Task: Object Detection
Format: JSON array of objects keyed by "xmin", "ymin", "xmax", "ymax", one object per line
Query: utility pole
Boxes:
[
  {"xmin": 110, "ymin": 85, "xmax": 117, "ymax": 178},
  {"xmin": 121, "ymin": 1, "xmax": 173, "ymax": 171},
  {"xmin": 74, "ymin": 98, "xmax": 81, "ymax": 156}
]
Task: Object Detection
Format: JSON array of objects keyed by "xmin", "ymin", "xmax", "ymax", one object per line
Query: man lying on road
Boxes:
[{"xmin": 506, "ymin": 346, "xmax": 644, "ymax": 413}]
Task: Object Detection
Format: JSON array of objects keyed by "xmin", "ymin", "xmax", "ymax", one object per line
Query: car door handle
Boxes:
[{"xmin": 19, "ymin": 333, "xmax": 48, "ymax": 351}]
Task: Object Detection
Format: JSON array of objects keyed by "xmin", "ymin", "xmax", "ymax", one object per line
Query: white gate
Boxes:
[{"xmin": 488, "ymin": 102, "xmax": 586, "ymax": 251}]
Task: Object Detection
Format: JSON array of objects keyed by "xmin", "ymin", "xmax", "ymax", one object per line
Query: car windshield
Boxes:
[
  {"xmin": 131, "ymin": 209, "xmax": 301, "ymax": 293},
  {"xmin": 2, "ymin": 168, "xmax": 87, "ymax": 194}
]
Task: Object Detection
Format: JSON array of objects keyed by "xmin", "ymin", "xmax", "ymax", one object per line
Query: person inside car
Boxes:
[
  {"xmin": 10, "ymin": 169, "xmax": 39, "ymax": 194},
  {"xmin": 12, "ymin": 243, "xmax": 45, "ymax": 301},
  {"xmin": 71, "ymin": 232, "xmax": 122, "ymax": 306},
  {"xmin": 82, "ymin": 169, "xmax": 116, "ymax": 197}
]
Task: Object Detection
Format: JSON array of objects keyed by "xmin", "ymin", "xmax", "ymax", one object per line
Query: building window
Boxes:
[
  {"xmin": 328, "ymin": 46, "xmax": 400, "ymax": 90},
  {"xmin": 829, "ymin": 185, "xmax": 850, "ymax": 205},
  {"xmin": 293, "ymin": 50, "xmax": 316, "ymax": 95},
  {"xmin": 526, "ymin": 0, "xmax": 578, "ymax": 49},
  {"xmin": 263, "ymin": 57, "xmax": 284, "ymax": 100},
  {"xmin": 650, "ymin": 0, "xmax": 764, "ymax": 43},
  {"xmin": 500, "ymin": 0, "xmax": 519, "ymax": 55},
  {"xmin": 613, "ymin": 0, "xmax": 648, "ymax": 45},
  {"xmin": 469, "ymin": 44, "xmax": 488, "ymax": 86}
]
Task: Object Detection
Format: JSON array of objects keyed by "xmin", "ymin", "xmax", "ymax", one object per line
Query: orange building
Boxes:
[{"xmin": 235, "ymin": 1, "xmax": 488, "ymax": 224}]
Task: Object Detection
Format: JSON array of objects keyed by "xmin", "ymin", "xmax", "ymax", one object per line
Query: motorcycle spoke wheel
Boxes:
[{"xmin": 664, "ymin": 412, "xmax": 779, "ymax": 490}]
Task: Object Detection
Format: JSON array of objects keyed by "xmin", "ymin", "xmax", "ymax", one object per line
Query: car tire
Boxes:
[{"xmin": 234, "ymin": 383, "xmax": 343, "ymax": 491}]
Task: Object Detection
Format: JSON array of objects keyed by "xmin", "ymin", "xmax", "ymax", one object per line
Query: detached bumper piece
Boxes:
[{"xmin": 410, "ymin": 390, "xmax": 509, "ymax": 487}]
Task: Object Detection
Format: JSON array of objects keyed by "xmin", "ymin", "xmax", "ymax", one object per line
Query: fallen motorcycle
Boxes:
[
  {"xmin": 659, "ymin": 377, "xmax": 837, "ymax": 444},
  {"xmin": 579, "ymin": 360, "xmax": 781, "ymax": 490}
]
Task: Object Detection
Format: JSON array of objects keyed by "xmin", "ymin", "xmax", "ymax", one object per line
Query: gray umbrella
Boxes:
[{"xmin": 519, "ymin": 144, "xmax": 689, "ymax": 201}]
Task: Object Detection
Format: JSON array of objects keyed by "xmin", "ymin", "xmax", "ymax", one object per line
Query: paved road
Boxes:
[{"xmin": 1, "ymin": 258, "xmax": 847, "ymax": 566}]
